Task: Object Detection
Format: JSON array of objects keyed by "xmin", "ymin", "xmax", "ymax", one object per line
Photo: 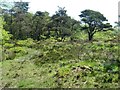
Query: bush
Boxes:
[
  {"xmin": 16, "ymin": 38, "xmax": 36, "ymax": 47},
  {"xmin": 3, "ymin": 49, "xmax": 16, "ymax": 60},
  {"xmin": 3, "ymin": 43, "xmax": 14, "ymax": 48},
  {"xmin": 0, "ymin": 17, "xmax": 12, "ymax": 45},
  {"xmin": 10, "ymin": 47, "xmax": 28, "ymax": 57}
]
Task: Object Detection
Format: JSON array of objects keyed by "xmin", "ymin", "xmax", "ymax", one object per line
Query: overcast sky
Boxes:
[{"xmin": 2, "ymin": 0, "xmax": 120, "ymax": 26}]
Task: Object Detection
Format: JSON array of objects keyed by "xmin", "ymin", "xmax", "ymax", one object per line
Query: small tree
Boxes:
[
  {"xmin": 79, "ymin": 9, "xmax": 112, "ymax": 41},
  {"xmin": 0, "ymin": 17, "xmax": 12, "ymax": 45}
]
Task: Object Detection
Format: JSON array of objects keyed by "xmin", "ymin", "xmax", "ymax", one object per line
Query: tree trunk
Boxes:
[
  {"xmin": 47, "ymin": 28, "xmax": 50, "ymax": 38},
  {"xmin": 88, "ymin": 33, "xmax": 93, "ymax": 41},
  {"xmin": 10, "ymin": 10, "xmax": 13, "ymax": 34}
]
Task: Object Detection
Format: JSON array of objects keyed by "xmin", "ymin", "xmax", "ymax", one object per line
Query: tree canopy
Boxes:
[
  {"xmin": 0, "ymin": 16, "xmax": 12, "ymax": 44},
  {"xmin": 79, "ymin": 9, "xmax": 112, "ymax": 41},
  {"xmin": 0, "ymin": 2, "xmax": 113, "ymax": 41}
]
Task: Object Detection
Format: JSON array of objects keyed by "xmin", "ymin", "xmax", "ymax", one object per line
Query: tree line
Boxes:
[{"xmin": 0, "ymin": 1, "xmax": 113, "ymax": 41}]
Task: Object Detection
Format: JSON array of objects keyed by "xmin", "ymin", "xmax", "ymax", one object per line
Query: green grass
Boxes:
[{"xmin": 1, "ymin": 30, "xmax": 119, "ymax": 88}]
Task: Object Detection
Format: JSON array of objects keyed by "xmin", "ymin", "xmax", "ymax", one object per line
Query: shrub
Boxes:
[
  {"xmin": 16, "ymin": 38, "xmax": 36, "ymax": 47},
  {"xmin": 0, "ymin": 17, "xmax": 12, "ymax": 45},
  {"xmin": 10, "ymin": 47, "xmax": 28, "ymax": 57}
]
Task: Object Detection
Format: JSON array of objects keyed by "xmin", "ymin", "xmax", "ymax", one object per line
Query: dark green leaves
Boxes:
[{"xmin": 79, "ymin": 9, "xmax": 112, "ymax": 41}]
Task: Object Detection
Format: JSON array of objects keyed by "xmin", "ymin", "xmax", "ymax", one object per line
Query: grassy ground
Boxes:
[{"xmin": 1, "ymin": 31, "xmax": 120, "ymax": 88}]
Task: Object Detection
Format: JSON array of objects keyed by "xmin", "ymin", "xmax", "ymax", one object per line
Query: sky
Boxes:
[{"xmin": 2, "ymin": 0, "xmax": 120, "ymax": 26}]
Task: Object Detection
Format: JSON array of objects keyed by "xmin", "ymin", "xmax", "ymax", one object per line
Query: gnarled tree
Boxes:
[{"xmin": 79, "ymin": 9, "xmax": 112, "ymax": 41}]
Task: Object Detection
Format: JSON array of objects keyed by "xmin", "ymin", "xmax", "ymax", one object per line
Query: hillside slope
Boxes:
[{"xmin": 1, "ymin": 31, "xmax": 119, "ymax": 88}]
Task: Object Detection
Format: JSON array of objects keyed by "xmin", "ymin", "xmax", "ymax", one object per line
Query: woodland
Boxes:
[{"xmin": 0, "ymin": 1, "xmax": 120, "ymax": 88}]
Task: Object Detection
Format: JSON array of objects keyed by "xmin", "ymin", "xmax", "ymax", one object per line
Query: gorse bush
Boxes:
[
  {"xmin": 3, "ymin": 43, "xmax": 14, "ymax": 48},
  {"xmin": 16, "ymin": 38, "xmax": 36, "ymax": 48},
  {"xmin": 9, "ymin": 47, "xmax": 28, "ymax": 57}
]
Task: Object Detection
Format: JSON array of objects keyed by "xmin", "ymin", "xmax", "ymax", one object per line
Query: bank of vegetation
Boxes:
[{"xmin": 0, "ymin": 1, "xmax": 119, "ymax": 88}]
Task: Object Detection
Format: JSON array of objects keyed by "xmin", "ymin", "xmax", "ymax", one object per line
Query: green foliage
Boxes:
[
  {"xmin": 3, "ymin": 43, "xmax": 14, "ymax": 48},
  {"xmin": 0, "ymin": 29, "xmax": 12, "ymax": 44},
  {"xmin": 3, "ymin": 49, "xmax": 16, "ymax": 60},
  {"xmin": 14, "ymin": 2, "xmax": 29, "ymax": 13},
  {"xmin": 33, "ymin": 41, "xmax": 77, "ymax": 64},
  {"xmin": 1, "ymin": 35, "xmax": 119, "ymax": 88},
  {"xmin": 0, "ymin": 17, "xmax": 12, "ymax": 45},
  {"xmin": 2, "ymin": 1, "xmax": 32, "ymax": 40},
  {"xmin": 2, "ymin": 5, "xmax": 81, "ymax": 41},
  {"xmin": 9, "ymin": 46, "xmax": 28, "ymax": 57},
  {"xmin": 79, "ymin": 9, "xmax": 112, "ymax": 41},
  {"xmin": 1, "ymin": 3, "xmax": 119, "ymax": 88},
  {"xmin": 32, "ymin": 11, "xmax": 50, "ymax": 40},
  {"xmin": 16, "ymin": 38, "xmax": 36, "ymax": 47}
]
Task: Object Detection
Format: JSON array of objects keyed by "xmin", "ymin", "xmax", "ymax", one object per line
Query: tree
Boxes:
[
  {"xmin": 51, "ymin": 6, "xmax": 68, "ymax": 40},
  {"xmin": 115, "ymin": 15, "xmax": 120, "ymax": 28},
  {"xmin": 1, "ymin": 1, "xmax": 30, "ymax": 40},
  {"xmin": 0, "ymin": 1, "xmax": 14, "ymax": 35},
  {"xmin": 13, "ymin": 1, "xmax": 29, "ymax": 39},
  {"xmin": 50, "ymin": 6, "xmax": 79, "ymax": 41},
  {"xmin": 79, "ymin": 9, "xmax": 112, "ymax": 41},
  {"xmin": 32, "ymin": 11, "xmax": 50, "ymax": 40},
  {"xmin": 0, "ymin": 16, "xmax": 12, "ymax": 45}
]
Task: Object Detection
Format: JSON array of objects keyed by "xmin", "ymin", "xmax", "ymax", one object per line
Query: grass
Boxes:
[{"xmin": 1, "ymin": 30, "xmax": 119, "ymax": 88}]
